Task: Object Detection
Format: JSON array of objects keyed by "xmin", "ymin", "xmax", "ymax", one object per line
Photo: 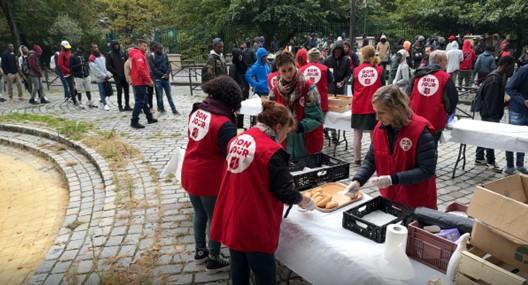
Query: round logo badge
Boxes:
[
  {"xmin": 400, "ymin": 137, "xmax": 413, "ymax": 152},
  {"xmin": 270, "ymin": 75, "xmax": 279, "ymax": 88},
  {"xmin": 358, "ymin": 66, "xmax": 378, "ymax": 87},
  {"xmin": 188, "ymin": 110, "xmax": 211, "ymax": 141},
  {"xmin": 303, "ymin": 66, "xmax": 322, "ymax": 84},
  {"xmin": 227, "ymin": 134, "xmax": 256, "ymax": 173},
  {"xmin": 417, "ymin": 74, "xmax": 439, "ymax": 97}
]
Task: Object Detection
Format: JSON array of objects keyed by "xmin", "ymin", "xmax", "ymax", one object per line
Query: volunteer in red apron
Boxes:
[
  {"xmin": 301, "ymin": 48, "xmax": 332, "ymax": 113},
  {"xmin": 181, "ymin": 76, "xmax": 243, "ymax": 272},
  {"xmin": 211, "ymin": 101, "xmax": 315, "ymax": 285},
  {"xmin": 345, "ymin": 85, "xmax": 438, "ymax": 209},
  {"xmin": 408, "ymin": 49, "xmax": 458, "ymax": 143},
  {"xmin": 352, "ymin": 45, "xmax": 384, "ymax": 165},
  {"xmin": 269, "ymin": 51, "xmax": 324, "ymax": 159}
]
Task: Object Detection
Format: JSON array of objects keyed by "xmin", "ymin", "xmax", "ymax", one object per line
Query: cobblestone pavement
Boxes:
[{"xmin": 0, "ymin": 85, "xmax": 511, "ymax": 285}]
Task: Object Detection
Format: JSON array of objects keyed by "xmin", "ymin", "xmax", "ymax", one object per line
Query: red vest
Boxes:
[
  {"xmin": 373, "ymin": 114, "xmax": 437, "ymax": 209},
  {"xmin": 267, "ymin": 71, "xmax": 279, "ymax": 91},
  {"xmin": 272, "ymin": 80, "xmax": 324, "ymax": 154},
  {"xmin": 181, "ymin": 109, "xmax": 231, "ymax": 196},
  {"xmin": 211, "ymin": 128, "xmax": 284, "ymax": 253},
  {"xmin": 410, "ymin": 70, "xmax": 450, "ymax": 133},
  {"xmin": 301, "ymin": 63, "xmax": 329, "ymax": 112},
  {"xmin": 352, "ymin": 63, "xmax": 383, "ymax": 114}
]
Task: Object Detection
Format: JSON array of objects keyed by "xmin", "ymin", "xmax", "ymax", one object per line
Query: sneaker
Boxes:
[
  {"xmin": 104, "ymin": 105, "xmax": 110, "ymax": 111},
  {"xmin": 29, "ymin": 98, "xmax": 39, "ymax": 105},
  {"xmin": 159, "ymin": 109, "xmax": 166, "ymax": 113},
  {"xmin": 147, "ymin": 118, "xmax": 158, "ymax": 124},
  {"xmin": 194, "ymin": 249, "xmax": 209, "ymax": 265},
  {"xmin": 172, "ymin": 110, "xmax": 181, "ymax": 115},
  {"xmin": 131, "ymin": 121, "xmax": 145, "ymax": 129},
  {"xmin": 486, "ymin": 163, "xmax": 502, "ymax": 173},
  {"xmin": 517, "ymin": 167, "xmax": 528, "ymax": 175},
  {"xmin": 118, "ymin": 106, "xmax": 124, "ymax": 112},
  {"xmin": 504, "ymin": 167, "xmax": 517, "ymax": 175},
  {"xmin": 124, "ymin": 105, "xmax": 133, "ymax": 111},
  {"xmin": 205, "ymin": 255, "xmax": 230, "ymax": 274},
  {"xmin": 475, "ymin": 159, "xmax": 487, "ymax": 166},
  {"xmin": 79, "ymin": 104, "xmax": 86, "ymax": 110},
  {"xmin": 40, "ymin": 98, "xmax": 50, "ymax": 104}
]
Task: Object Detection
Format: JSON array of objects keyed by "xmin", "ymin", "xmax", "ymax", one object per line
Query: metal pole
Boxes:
[
  {"xmin": 349, "ymin": 0, "xmax": 355, "ymax": 40},
  {"xmin": 363, "ymin": 0, "xmax": 368, "ymax": 35}
]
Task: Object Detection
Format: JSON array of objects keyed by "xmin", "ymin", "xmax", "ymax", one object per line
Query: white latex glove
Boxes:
[
  {"xmin": 370, "ymin": 175, "xmax": 393, "ymax": 188},
  {"xmin": 344, "ymin": 181, "xmax": 361, "ymax": 197},
  {"xmin": 298, "ymin": 196, "xmax": 315, "ymax": 211}
]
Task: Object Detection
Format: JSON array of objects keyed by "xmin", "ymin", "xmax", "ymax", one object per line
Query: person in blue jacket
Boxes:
[{"xmin": 245, "ymin": 48, "xmax": 271, "ymax": 97}]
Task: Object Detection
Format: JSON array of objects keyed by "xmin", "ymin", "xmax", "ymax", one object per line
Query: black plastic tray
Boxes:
[
  {"xmin": 342, "ymin": 196, "xmax": 410, "ymax": 243},
  {"xmin": 289, "ymin": 153, "xmax": 350, "ymax": 191}
]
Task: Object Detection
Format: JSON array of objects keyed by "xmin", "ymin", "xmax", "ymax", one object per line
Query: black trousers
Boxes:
[
  {"xmin": 147, "ymin": 86, "xmax": 154, "ymax": 109},
  {"xmin": 230, "ymin": 249, "xmax": 276, "ymax": 285},
  {"xmin": 115, "ymin": 77, "xmax": 130, "ymax": 107},
  {"xmin": 475, "ymin": 117, "xmax": 500, "ymax": 164}
]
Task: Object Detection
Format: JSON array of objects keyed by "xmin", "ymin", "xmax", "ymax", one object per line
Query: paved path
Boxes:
[{"xmin": 0, "ymin": 85, "xmax": 510, "ymax": 285}]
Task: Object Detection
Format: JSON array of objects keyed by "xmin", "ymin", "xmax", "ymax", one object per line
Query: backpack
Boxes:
[{"xmin": 50, "ymin": 54, "xmax": 57, "ymax": 70}]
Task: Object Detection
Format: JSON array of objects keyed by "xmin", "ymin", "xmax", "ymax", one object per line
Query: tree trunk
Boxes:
[
  {"xmin": 349, "ymin": 0, "xmax": 356, "ymax": 40},
  {"xmin": 0, "ymin": 0, "xmax": 21, "ymax": 46}
]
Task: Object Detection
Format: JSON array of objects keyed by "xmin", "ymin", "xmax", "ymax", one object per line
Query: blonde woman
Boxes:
[
  {"xmin": 351, "ymin": 45, "xmax": 384, "ymax": 165},
  {"xmin": 345, "ymin": 85, "xmax": 438, "ymax": 209}
]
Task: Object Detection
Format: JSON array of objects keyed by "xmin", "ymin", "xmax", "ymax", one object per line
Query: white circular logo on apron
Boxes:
[
  {"xmin": 417, "ymin": 74, "xmax": 439, "ymax": 97},
  {"xmin": 358, "ymin": 66, "xmax": 378, "ymax": 87},
  {"xmin": 227, "ymin": 134, "xmax": 256, "ymax": 173},
  {"xmin": 270, "ymin": 75, "xmax": 279, "ymax": 88},
  {"xmin": 400, "ymin": 137, "xmax": 413, "ymax": 152},
  {"xmin": 303, "ymin": 66, "xmax": 322, "ymax": 84},
  {"xmin": 188, "ymin": 110, "xmax": 211, "ymax": 141}
]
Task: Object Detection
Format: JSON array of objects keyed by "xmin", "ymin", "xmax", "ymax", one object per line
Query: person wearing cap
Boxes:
[
  {"xmin": 205, "ymin": 38, "xmax": 227, "ymax": 81},
  {"xmin": 129, "ymin": 39, "xmax": 158, "ymax": 129},
  {"xmin": 57, "ymin": 40, "xmax": 78, "ymax": 105},
  {"xmin": 27, "ymin": 44, "xmax": 49, "ymax": 104},
  {"xmin": 376, "ymin": 35, "xmax": 391, "ymax": 74},
  {"xmin": 245, "ymin": 47, "xmax": 271, "ymax": 97}
]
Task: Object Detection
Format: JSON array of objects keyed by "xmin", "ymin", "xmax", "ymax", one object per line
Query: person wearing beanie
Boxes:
[{"xmin": 376, "ymin": 35, "xmax": 390, "ymax": 74}]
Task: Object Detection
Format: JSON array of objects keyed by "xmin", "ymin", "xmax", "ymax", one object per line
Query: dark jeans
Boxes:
[
  {"xmin": 115, "ymin": 77, "xmax": 130, "ymax": 107},
  {"xmin": 65, "ymin": 76, "xmax": 77, "ymax": 104},
  {"xmin": 154, "ymin": 79, "xmax": 176, "ymax": 112},
  {"xmin": 188, "ymin": 194, "xmax": 220, "ymax": 257},
  {"xmin": 230, "ymin": 249, "xmax": 276, "ymax": 285},
  {"xmin": 132, "ymin": 85, "xmax": 154, "ymax": 122},
  {"xmin": 476, "ymin": 117, "xmax": 500, "ymax": 164},
  {"xmin": 147, "ymin": 86, "xmax": 154, "ymax": 109},
  {"xmin": 506, "ymin": 111, "xmax": 528, "ymax": 168},
  {"xmin": 59, "ymin": 73, "xmax": 70, "ymax": 99},
  {"xmin": 458, "ymin": 70, "xmax": 473, "ymax": 87}
]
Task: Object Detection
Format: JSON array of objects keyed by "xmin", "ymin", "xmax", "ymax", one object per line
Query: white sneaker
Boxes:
[{"xmin": 104, "ymin": 105, "xmax": 110, "ymax": 111}]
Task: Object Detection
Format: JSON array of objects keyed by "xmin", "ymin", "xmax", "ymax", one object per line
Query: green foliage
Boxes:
[{"xmin": 48, "ymin": 14, "xmax": 82, "ymax": 45}]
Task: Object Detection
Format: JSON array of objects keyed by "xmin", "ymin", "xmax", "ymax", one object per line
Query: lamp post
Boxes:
[
  {"xmin": 349, "ymin": 0, "xmax": 355, "ymax": 40},
  {"xmin": 363, "ymin": 0, "xmax": 368, "ymax": 35}
]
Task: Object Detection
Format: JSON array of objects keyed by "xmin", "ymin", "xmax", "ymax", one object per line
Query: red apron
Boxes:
[
  {"xmin": 352, "ymin": 63, "xmax": 383, "ymax": 114},
  {"xmin": 301, "ymin": 63, "xmax": 329, "ymax": 112},
  {"xmin": 410, "ymin": 70, "xmax": 450, "ymax": 133}
]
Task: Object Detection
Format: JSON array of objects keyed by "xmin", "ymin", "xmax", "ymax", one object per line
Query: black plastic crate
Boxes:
[
  {"xmin": 342, "ymin": 196, "xmax": 410, "ymax": 243},
  {"xmin": 289, "ymin": 153, "xmax": 350, "ymax": 191}
]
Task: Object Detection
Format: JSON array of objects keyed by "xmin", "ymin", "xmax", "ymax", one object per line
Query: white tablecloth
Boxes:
[
  {"xmin": 276, "ymin": 195, "xmax": 446, "ymax": 285},
  {"xmin": 448, "ymin": 119, "xmax": 528, "ymax": 153},
  {"xmin": 239, "ymin": 98, "xmax": 353, "ymax": 132}
]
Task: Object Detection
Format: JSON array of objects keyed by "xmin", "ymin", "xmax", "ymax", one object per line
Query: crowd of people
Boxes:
[
  {"xmin": 182, "ymin": 31, "xmax": 528, "ymax": 284},
  {"xmin": 1, "ymin": 39, "xmax": 181, "ymax": 128}
]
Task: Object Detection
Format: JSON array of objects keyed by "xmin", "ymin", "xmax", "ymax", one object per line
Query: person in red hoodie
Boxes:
[
  {"xmin": 295, "ymin": 48, "xmax": 308, "ymax": 69},
  {"xmin": 28, "ymin": 44, "xmax": 49, "ymax": 104},
  {"xmin": 129, "ymin": 39, "xmax": 157, "ymax": 129},
  {"xmin": 459, "ymin": 39, "xmax": 477, "ymax": 87},
  {"xmin": 182, "ymin": 76, "xmax": 243, "ymax": 273},
  {"xmin": 211, "ymin": 100, "xmax": 315, "ymax": 285},
  {"xmin": 352, "ymin": 45, "xmax": 384, "ymax": 165},
  {"xmin": 57, "ymin": 40, "xmax": 78, "ymax": 105}
]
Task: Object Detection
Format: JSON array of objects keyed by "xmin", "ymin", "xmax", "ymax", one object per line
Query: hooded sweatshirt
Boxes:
[
  {"xmin": 89, "ymin": 53, "xmax": 112, "ymax": 83},
  {"xmin": 106, "ymin": 41, "xmax": 127, "ymax": 80},
  {"xmin": 245, "ymin": 47, "xmax": 271, "ymax": 94},
  {"xmin": 28, "ymin": 45, "xmax": 43, "ymax": 77},
  {"xmin": 446, "ymin": 41, "xmax": 463, "ymax": 73},
  {"xmin": 129, "ymin": 47, "xmax": 152, "ymax": 86},
  {"xmin": 229, "ymin": 48, "xmax": 248, "ymax": 90},
  {"xmin": 474, "ymin": 51, "xmax": 497, "ymax": 75},
  {"xmin": 324, "ymin": 40, "xmax": 352, "ymax": 93},
  {"xmin": 58, "ymin": 48, "xmax": 72, "ymax": 77},
  {"xmin": 295, "ymin": 48, "xmax": 308, "ymax": 68},
  {"xmin": 460, "ymin": 40, "xmax": 477, "ymax": 71}
]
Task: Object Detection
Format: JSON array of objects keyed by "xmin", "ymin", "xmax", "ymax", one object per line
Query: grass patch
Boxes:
[
  {"xmin": 82, "ymin": 130, "xmax": 140, "ymax": 170},
  {"xmin": 0, "ymin": 112, "xmax": 93, "ymax": 140}
]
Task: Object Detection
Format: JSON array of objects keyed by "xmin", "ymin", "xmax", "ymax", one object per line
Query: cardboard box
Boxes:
[
  {"xmin": 456, "ymin": 248, "xmax": 528, "ymax": 285},
  {"xmin": 467, "ymin": 174, "xmax": 528, "ymax": 242},
  {"xmin": 328, "ymin": 95, "xmax": 351, "ymax": 113},
  {"xmin": 471, "ymin": 222, "xmax": 528, "ymax": 273}
]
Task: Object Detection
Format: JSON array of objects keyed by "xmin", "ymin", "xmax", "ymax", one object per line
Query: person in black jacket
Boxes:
[
  {"xmin": 71, "ymin": 47, "xmax": 96, "ymax": 108},
  {"xmin": 229, "ymin": 48, "xmax": 249, "ymax": 129},
  {"xmin": 475, "ymin": 56, "xmax": 516, "ymax": 172},
  {"xmin": 106, "ymin": 40, "xmax": 131, "ymax": 111},
  {"xmin": 324, "ymin": 40, "xmax": 352, "ymax": 95},
  {"xmin": 148, "ymin": 42, "xmax": 179, "ymax": 114}
]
